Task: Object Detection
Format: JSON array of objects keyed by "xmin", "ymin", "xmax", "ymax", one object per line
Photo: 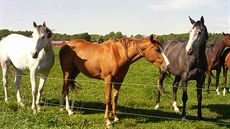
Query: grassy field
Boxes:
[{"xmin": 0, "ymin": 47, "xmax": 230, "ymax": 129}]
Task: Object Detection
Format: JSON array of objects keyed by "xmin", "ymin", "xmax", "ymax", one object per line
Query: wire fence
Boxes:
[{"xmin": 0, "ymin": 72, "xmax": 230, "ymax": 127}]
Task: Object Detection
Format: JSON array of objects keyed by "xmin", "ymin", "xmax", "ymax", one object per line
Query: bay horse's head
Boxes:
[
  {"xmin": 31, "ymin": 21, "xmax": 52, "ymax": 58},
  {"xmin": 186, "ymin": 16, "xmax": 208, "ymax": 55},
  {"xmin": 222, "ymin": 32, "xmax": 230, "ymax": 46},
  {"xmin": 143, "ymin": 35, "xmax": 170, "ymax": 72}
]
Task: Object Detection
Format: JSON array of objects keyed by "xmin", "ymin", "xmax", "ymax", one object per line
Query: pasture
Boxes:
[{"xmin": 0, "ymin": 47, "xmax": 230, "ymax": 129}]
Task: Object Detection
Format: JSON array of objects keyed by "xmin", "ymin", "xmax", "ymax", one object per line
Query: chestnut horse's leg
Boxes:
[
  {"xmin": 60, "ymin": 71, "xmax": 73, "ymax": 115},
  {"xmin": 112, "ymin": 82, "xmax": 122, "ymax": 122},
  {"xmin": 104, "ymin": 75, "xmax": 112, "ymax": 127},
  {"xmin": 172, "ymin": 76, "xmax": 181, "ymax": 113},
  {"xmin": 154, "ymin": 71, "xmax": 167, "ymax": 109}
]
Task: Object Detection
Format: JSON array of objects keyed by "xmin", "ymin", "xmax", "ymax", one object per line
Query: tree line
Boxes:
[{"xmin": 0, "ymin": 29, "xmax": 223, "ymax": 46}]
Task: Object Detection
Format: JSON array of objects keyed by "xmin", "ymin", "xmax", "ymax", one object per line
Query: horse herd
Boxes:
[{"xmin": 0, "ymin": 16, "xmax": 230, "ymax": 128}]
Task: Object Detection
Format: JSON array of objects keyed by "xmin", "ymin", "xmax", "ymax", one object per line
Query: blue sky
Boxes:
[{"xmin": 0, "ymin": 0, "xmax": 229, "ymax": 36}]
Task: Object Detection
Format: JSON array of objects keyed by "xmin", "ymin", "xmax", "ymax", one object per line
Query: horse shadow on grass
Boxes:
[{"xmin": 43, "ymin": 98, "xmax": 230, "ymax": 128}]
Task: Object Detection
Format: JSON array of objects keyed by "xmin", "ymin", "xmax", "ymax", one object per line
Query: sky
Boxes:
[{"xmin": 0, "ymin": 0, "xmax": 229, "ymax": 36}]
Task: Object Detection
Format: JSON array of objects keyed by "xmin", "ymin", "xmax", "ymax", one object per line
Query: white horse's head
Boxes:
[
  {"xmin": 185, "ymin": 16, "xmax": 208, "ymax": 55},
  {"xmin": 31, "ymin": 22, "xmax": 52, "ymax": 58}
]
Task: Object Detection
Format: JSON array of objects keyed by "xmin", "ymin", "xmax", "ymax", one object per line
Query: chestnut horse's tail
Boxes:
[{"xmin": 59, "ymin": 45, "xmax": 81, "ymax": 94}]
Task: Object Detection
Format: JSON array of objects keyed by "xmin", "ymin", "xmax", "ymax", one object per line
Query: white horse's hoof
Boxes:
[
  {"xmin": 18, "ymin": 102, "xmax": 25, "ymax": 107},
  {"xmin": 154, "ymin": 104, "xmax": 160, "ymax": 109},
  {"xmin": 67, "ymin": 110, "xmax": 74, "ymax": 115}
]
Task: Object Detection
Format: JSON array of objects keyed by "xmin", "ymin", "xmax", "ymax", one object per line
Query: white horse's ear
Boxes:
[
  {"xmin": 43, "ymin": 22, "xmax": 46, "ymax": 28},
  {"xmin": 33, "ymin": 22, "xmax": 37, "ymax": 28},
  {"xmin": 189, "ymin": 16, "xmax": 195, "ymax": 25}
]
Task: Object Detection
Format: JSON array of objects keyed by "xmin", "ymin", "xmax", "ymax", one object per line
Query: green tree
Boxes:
[
  {"xmin": 0, "ymin": 29, "xmax": 11, "ymax": 39},
  {"xmin": 111, "ymin": 32, "xmax": 123, "ymax": 39}
]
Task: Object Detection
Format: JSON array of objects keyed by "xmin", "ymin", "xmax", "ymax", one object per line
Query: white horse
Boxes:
[{"xmin": 0, "ymin": 22, "xmax": 54, "ymax": 113}]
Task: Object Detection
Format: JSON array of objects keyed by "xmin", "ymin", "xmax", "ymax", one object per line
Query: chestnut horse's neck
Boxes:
[{"xmin": 120, "ymin": 38, "xmax": 150, "ymax": 63}]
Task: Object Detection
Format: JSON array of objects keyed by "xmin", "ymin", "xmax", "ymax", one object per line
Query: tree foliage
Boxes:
[{"xmin": 0, "ymin": 29, "xmax": 224, "ymax": 46}]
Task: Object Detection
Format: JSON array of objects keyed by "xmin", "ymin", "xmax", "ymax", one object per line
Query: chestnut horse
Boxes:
[
  {"xmin": 222, "ymin": 47, "xmax": 230, "ymax": 95},
  {"xmin": 154, "ymin": 16, "xmax": 208, "ymax": 120},
  {"xmin": 205, "ymin": 33, "xmax": 230, "ymax": 95},
  {"xmin": 59, "ymin": 35, "xmax": 170, "ymax": 127}
]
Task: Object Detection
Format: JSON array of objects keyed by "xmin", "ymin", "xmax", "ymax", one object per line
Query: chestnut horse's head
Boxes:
[{"xmin": 143, "ymin": 35, "xmax": 170, "ymax": 72}]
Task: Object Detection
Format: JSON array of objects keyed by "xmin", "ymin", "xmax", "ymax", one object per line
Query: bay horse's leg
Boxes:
[
  {"xmin": 207, "ymin": 70, "xmax": 211, "ymax": 94},
  {"xmin": 1, "ymin": 61, "xmax": 10, "ymax": 102},
  {"xmin": 30, "ymin": 70, "xmax": 37, "ymax": 113},
  {"xmin": 112, "ymin": 82, "xmax": 122, "ymax": 122},
  {"xmin": 215, "ymin": 67, "xmax": 221, "ymax": 95},
  {"xmin": 154, "ymin": 71, "xmax": 166, "ymax": 109},
  {"xmin": 172, "ymin": 76, "xmax": 181, "ymax": 113},
  {"xmin": 181, "ymin": 80, "xmax": 188, "ymax": 120},
  {"xmin": 223, "ymin": 65, "xmax": 228, "ymax": 95},
  {"xmin": 36, "ymin": 74, "xmax": 47, "ymax": 111},
  {"xmin": 15, "ymin": 69, "xmax": 24, "ymax": 107},
  {"xmin": 104, "ymin": 75, "xmax": 112, "ymax": 127}
]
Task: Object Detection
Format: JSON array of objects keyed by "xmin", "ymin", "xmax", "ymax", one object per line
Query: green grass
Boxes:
[{"xmin": 0, "ymin": 47, "xmax": 230, "ymax": 129}]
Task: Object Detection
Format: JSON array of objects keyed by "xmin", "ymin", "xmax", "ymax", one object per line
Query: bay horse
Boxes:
[
  {"xmin": 222, "ymin": 47, "xmax": 230, "ymax": 95},
  {"xmin": 154, "ymin": 16, "xmax": 208, "ymax": 120},
  {"xmin": 59, "ymin": 35, "xmax": 170, "ymax": 127},
  {"xmin": 0, "ymin": 22, "xmax": 54, "ymax": 113},
  {"xmin": 205, "ymin": 33, "xmax": 230, "ymax": 95}
]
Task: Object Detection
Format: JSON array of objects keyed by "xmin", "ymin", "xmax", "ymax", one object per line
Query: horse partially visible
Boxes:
[
  {"xmin": 59, "ymin": 35, "xmax": 170, "ymax": 128},
  {"xmin": 0, "ymin": 22, "xmax": 54, "ymax": 113},
  {"xmin": 222, "ymin": 47, "xmax": 230, "ymax": 94},
  {"xmin": 154, "ymin": 16, "xmax": 208, "ymax": 120},
  {"xmin": 205, "ymin": 33, "xmax": 230, "ymax": 95}
]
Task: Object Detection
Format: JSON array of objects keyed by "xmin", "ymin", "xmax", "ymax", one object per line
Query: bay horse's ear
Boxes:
[
  {"xmin": 33, "ymin": 21, "xmax": 37, "ymax": 28},
  {"xmin": 189, "ymin": 16, "xmax": 195, "ymax": 25},
  {"xmin": 200, "ymin": 16, "xmax": 204, "ymax": 24},
  {"xmin": 222, "ymin": 32, "xmax": 226, "ymax": 36},
  {"xmin": 43, "ymin": 22, "xmax": 46, "ymax": 28}
]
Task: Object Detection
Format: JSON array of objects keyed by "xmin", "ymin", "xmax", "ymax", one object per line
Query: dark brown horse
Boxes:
[
  {"xmin": 205, "ymin": 33, "xmax": 230, "ymax": 95},
  {"xmin": 222, "ymin": 47, "xmax": 230, "ymax": 95},
  {"xmin": 154, "ymin": 16, "xmax": 208, "ymax": 120},
  {"xmin": 59, "ymin": 35, "xmax": 170, "ymax": 127}
]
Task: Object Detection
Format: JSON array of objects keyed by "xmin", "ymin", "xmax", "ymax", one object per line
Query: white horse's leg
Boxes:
[
  {"xmin": 15, "ymin": 69, "xmax": 24, "ymax": 107},
  {"xmin": 30, "ymin": 71, "xmax": 37, "ymax": 113},
  {"xmin": 1, "ymin": 62, "xmax": 9, "ymax": 102},
  {"xmin": 36, "ymin": 75, "xmax": 46, "ymax": 111}
]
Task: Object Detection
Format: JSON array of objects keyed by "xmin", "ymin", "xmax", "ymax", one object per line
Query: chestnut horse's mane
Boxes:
[{"xmin": 112, "ymin": 37, "xmax": 147, "ymax": 54}]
